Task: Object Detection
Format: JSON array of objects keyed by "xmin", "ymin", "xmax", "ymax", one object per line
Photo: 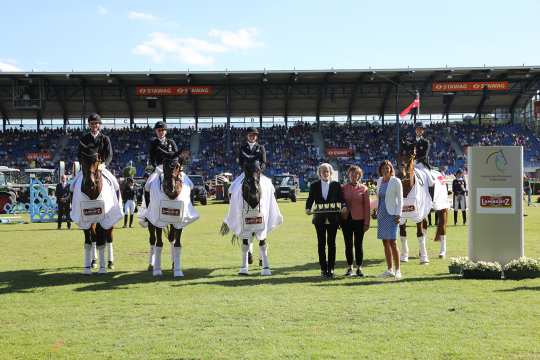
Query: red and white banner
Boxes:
[
  {"xmin": 136, "ymin": 86, "xmax": 213, "ymax": 96},
  {"xmin": 26, "ymin": 151, "xmax": 52, "ymax": 161},
  {"xmin": 326, "ymin": 148, "xmax": 353, "ymax": 157},
  {"xmin": 432, "ymin": 81, "xmax": 509, "ymax": 92},
  {"xmin": 400, "ymin": 95, "xmax": 420, "ymax": 119}
]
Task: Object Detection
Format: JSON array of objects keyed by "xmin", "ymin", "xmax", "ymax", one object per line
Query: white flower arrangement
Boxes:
[
  {"xmin": 503, "ymin": 257, "xmax": 540, "ymax": 272},
  {"xmin": 462, "ymin": 260, "xmax": 502, "ymax": 272},
  {"xmin": 449, "ymin": 256, "xmax": 469, "ymax": 267}
]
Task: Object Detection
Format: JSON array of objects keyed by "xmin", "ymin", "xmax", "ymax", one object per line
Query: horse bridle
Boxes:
[{"xmin": 398, "ymin": 153, "xmax": 415, "ymax": 181}]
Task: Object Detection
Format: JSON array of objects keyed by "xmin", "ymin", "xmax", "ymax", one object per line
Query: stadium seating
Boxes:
[{"xmin": 1, "ymin": 123, "xmax": 539, "ymax": 186}]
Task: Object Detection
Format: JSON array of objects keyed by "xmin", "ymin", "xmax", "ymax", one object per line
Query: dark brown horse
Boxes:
[
  {"xmin": 147, "ymin": 157, "xmax": 184, "ymax": 277},
  {"xmin": 239, "ymin": 161, "xmax": 270, "ymax": 275},
  {"xmin": 80, "ymin": 153, "xmax": 114, "ymax": 274},
  {"xmin": 397, "ymin": 140, "xmax": 448, "ymax": 263}
]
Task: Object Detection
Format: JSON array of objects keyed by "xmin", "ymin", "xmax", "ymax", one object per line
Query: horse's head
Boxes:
[
  {"xmin": 397, "ymin": 140, "xmax": 416, "ymax": 177},
  {"xmin": 80, "ymin": 151, "xmax": 102, "ymax": 199},
  {"xmin": 162, "ymin": 156, "xmax": 183, "ymax": 199},
  {"xmin": 242, "ymin": 161, "xmax": 261, "ymax": 209}
]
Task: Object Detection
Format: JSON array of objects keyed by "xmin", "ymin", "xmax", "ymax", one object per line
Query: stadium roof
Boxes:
[{"xmin": 0, "ymin": 66, "xmax": 539, "ymax": 125}]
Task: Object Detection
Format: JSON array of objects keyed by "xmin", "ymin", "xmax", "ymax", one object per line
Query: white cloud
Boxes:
[
  {"xmin": 209, "ymin": 28, "xmax": 263, "ymax": 50},
  {"xmin": 97, "ymin": 5, "xmax": 108, "ymax": 15},
  {"xmin": 0, "ymin": 61, "xmax": 21, "ymax": 72},
  {"xmin": 133, "ymin": 28, "xmax": 263, "ymax": 66},
  {"xmin": 128, "ymin": 11, "xmax": 159, "ymax": 21}
]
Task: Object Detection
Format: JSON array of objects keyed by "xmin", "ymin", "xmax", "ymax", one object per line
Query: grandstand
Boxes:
[
  {"xmin": 1, "ymin": 122, "xmax": 540, "ymax": 188},
  {"xmin": 1, "ymin": 67, "xmax": 539, "ymax": 185}
]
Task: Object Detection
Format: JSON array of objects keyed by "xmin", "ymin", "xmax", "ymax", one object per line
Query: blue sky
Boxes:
[{"xmin": 1, "ymin": 0, "xmax": 539, "ymax": 72}]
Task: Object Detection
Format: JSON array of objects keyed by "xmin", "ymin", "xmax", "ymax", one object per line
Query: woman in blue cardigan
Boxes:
[{"xmin": 376, "ymin": 160, "xmax": 403, "ymax": 280}]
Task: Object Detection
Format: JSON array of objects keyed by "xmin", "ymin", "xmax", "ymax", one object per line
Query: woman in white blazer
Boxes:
[{"xmin": 376, "ymin": 160, "xmax": 403, "ymax": 280}]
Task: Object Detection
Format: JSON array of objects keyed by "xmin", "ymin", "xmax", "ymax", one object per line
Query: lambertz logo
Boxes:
[
  {"xmin": 161, "ymin": 208, "xmax": 180, "ymax": 216},
  {"xmin": 485, "ymin": 149, "xmax": 508, "ymax": 173},
  {"xmin": 83, "ymin": 208, "xmax": 103, "ymax": 216},
  {"xmin": 402, "ymin": 205, "xmax": 416, "ymax": 212},
  {"xmin": 480, "ymin": 195, "xmax": 512, "ymax": 208},
  {"xmin": 245, "ymin": 217, "xmax": 263, "ymax": 225}
]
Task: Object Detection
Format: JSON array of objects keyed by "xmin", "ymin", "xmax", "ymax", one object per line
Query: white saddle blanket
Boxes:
[
  {"xmin": 224, "ymin": 173, "xmax": 283, "ymax": 240},
  {"xmin": 401, "ymin": 164, "xmax": 449, "ymax": 223},
  {"xmin": 70, "ymin": 168, "xmax": 123, "ymax": 230},
  {"xmin": 138, "ymin": 172, "xmax": 199, "ymax": 229}
]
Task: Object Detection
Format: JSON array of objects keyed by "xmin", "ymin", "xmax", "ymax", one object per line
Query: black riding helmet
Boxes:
[
  {"xmin": 154, "ymin": 121, "xmax": 167, "ymax": 130},
  {"xmin": 246, "ymin": 127, "xmax": 259, "ymax": 135},
  {"xmin": 88, "ymin": 113, "xmax": 102, "ymax": 124}
]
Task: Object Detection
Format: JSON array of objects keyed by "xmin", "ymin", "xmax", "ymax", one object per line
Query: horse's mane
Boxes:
[
  {"xmin": 397, "ymin": 140, "xmax": 416, "ymax": 197},
  {"xmin": 80, "ymin": 151, "xmax": 102, "ymax": 200},
  {"xmin": 162, "ymin": 157, "xmax": 183, "ymax": 199},
  {"xmin": 242, "ymin": 161, "xmax": 261, "ymax": 209}
]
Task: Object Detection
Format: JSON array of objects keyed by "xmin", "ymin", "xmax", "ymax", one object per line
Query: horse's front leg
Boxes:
[
  {"xmin": 435, "ymin": 209, "xmax": 448, "ymax": 258},
  {"xmin": 259, "ymin": 239, "xmax": 271, "ymax": 276},
  {"xmin": 417, "ymin": 221, "xmax": 429, "ymax": 264},
  {"xmin": 106, "ymin": 228, "xmax": 114, "ymax": 269},
  {"xmin": 172, "ymin": 228, "xmax": 184, "ymax": 278},
  {"xmin": 82, "ymin": 229, "xmax": 93, "ymax": 275},
  {"xmin": 95, "ymin": 224, "xmax": 108, "ymax": 274},
  {"xmin": 152, "ymin": 226, "xmax": 164, "ymax": 276},
  {"xmin": 399, "ymin": 223, "xmax": 409, "ymax": 262},
  {"xmin": 147, "ymin": 222, "xmax": 156, "ymax": 271}
]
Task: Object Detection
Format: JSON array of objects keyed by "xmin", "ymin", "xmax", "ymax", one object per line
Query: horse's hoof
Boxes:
[
  {"xmin": 420, "ymin": 258, "xmax": 430, "ymax": 265},
  {"xmin": 261, "ymin": 268, "xmax": 272, "ymax": 276},
  {"xmin": 107, "ymin": 261, "xmax": 115, "ymax": 270},
  {"xmin": 91, "ymin": 260, "xmax": 97, "ymax": 269},
  {"xmin": 173, "ymin": 270, "xmax": 184, "ymax": 278},
  {"xmin": 153, "ymin": 270, "xmax": 163, "ymax": 276},
  {"xmin": 98, "ymin": 268, "xmax": 107, "ymax": 274},
  {"xmin": 400, "ymin": 256, "xmax": 409, "ymax": 262},
  {"xmin": 147, "ymin": 265, "xmax": 153, "ymax": 271},
  {"xmin": 238, "ymin": 268, "xmax": 249, "ymax": 276},
  {"xmin": 82, "ymin": 267, "xmax": 92, "ymax": 275},
  {"xmin": 439, "ymin": 254, "xmax": 446, "ymax": 259}
]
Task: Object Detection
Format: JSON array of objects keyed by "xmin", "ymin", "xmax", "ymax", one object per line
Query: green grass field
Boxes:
[{"xmin": 1, "ymin": 195, "xmax": 539, "ymax": 359}]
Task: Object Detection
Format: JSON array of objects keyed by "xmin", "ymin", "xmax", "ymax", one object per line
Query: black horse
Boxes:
[{"xmin": 146, "ymin": 156, "xmax": 184, "ymax": 277}]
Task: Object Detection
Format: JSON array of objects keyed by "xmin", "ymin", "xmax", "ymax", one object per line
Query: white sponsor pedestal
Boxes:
[{"xmin": 468, "ymin": 146, "xmax": 524, "ymax": 265}]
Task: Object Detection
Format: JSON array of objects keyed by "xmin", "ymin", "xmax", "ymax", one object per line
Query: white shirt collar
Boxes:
[
  {"xmin": 91, "ymin": 131, "xmax": 100, "ymax": 138},
  {"xmin": 321, "ymin": 180, "xmax": 330, "ymax": 200},
  {"xmin": 248, "ymin": 141, "xmax": 256, "ymax": 150}
]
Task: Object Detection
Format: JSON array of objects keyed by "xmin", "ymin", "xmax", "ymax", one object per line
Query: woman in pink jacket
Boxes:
[{"xmin": 340, "ymin": 165, "xmax": 370, "ymax": 277}]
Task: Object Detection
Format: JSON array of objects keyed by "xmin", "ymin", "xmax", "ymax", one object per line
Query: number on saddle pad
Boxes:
[
  {"xmin": 401, "ymin": 197, "xmax": 421, "ymax": 221},
  {"xmin": 159, "ymin": 199, "xmax": 184, "ymax": 224},
  {"xmin": 80, "ymin": 200, "xmax": 105, "ymax": 223}
]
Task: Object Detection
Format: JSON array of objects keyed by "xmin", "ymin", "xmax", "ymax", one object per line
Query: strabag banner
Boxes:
[
  {"xmin": 136, "ymin": 86, "xmax": 213, "ymax": 96},
  {"xmin": 432, "ymin": 81, "xmax": 509, "ymax": 92}
]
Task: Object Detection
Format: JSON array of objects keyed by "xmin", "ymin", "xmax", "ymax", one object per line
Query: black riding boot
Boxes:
[
  {"xmin": 462, "ymin": 211, "xmax": 467, "ymax": 225},
  {"xmin": 123, "ymin": 215, "xmax": 128, "ymax": 227},
  {"xmin": 129, "ymin": 214, "xmax": 134, "ymax": 227},
  {"xmin": 144, "ymin": 191, "xmax": 151, "ymax": 207},
  {"xmin": 454, "ymin": 211, "xmax": 458, "ymax": 225}
]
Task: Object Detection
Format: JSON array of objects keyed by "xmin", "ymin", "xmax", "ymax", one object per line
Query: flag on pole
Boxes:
[{"xmin": 400, "ymin": 93, "xmax": 420, "ymax": 119}]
